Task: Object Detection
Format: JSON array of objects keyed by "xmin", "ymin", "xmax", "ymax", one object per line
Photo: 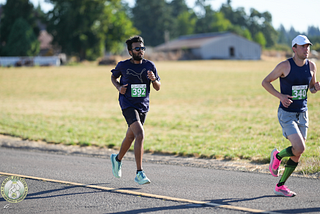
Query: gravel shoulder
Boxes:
[{"xmin": 1, "ymin": 134, "xmax": 318, "ymax": 179}]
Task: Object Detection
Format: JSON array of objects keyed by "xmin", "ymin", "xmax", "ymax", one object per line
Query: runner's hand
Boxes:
[
  {"xmin": 119, "ymin": 84, "xmax": 128, "ymax": 95},
  {"xmin": 280, "ymin": 94, "xmax": 293, "ymax": 108},
  {"xmin": 147, "ymin": 70, "xmax": 156, "ymax": 82}
]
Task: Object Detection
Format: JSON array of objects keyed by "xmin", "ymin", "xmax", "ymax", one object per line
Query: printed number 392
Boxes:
[{"xmin": 132, "ymin": 88, "xmax": 146, "ymax": 97}]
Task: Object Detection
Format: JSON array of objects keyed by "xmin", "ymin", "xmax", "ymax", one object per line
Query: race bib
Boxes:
[
  {"xmin": 292, "ymin": 85, "xmax": 307, "ymax": 100},
  {"xmin": 131, "ymin": 84, "xmax": 146, "ymax": 97}
]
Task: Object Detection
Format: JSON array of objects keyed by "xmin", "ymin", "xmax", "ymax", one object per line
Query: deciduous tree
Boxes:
[
  {"xmin": 46, "ymin": 0, "xmax": 137, "ymax": 60},
  {"xmin": 132, "ymin": 0, "xmax": 172, "ymax": 46}
]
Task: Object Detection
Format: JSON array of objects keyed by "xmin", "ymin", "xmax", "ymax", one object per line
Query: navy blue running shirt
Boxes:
[
  {"xmin": 111, "ymin": 59, "xmax": 160, "ymax": 113},
  {"xmin": 279, "ymin": 58, "xmax": 312, "ymax": 112}
]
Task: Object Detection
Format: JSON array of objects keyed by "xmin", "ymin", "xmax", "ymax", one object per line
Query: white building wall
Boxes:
[
  {"xmin": 200, "ymin": 34, "xmax": 261, "ymax": 60},
  {"xmin": 0, "ymin": 56, "xmax": 61, "ymax": 66},
  {"xmin": 191, "ymin": 48, "xmax": 202, "ymax": 58}
]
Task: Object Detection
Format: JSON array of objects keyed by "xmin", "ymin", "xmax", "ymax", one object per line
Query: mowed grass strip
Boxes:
[{"xmin": 0, "ymin": 60, "xmax": 319, "ymax": 175}]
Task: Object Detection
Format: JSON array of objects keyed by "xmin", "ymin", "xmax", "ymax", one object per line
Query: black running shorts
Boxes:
[{"xmin": 122, "ymin": 107, "xmax": 147, "ymax": 126}]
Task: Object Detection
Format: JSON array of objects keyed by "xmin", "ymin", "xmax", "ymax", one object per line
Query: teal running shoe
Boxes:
[
  {"xmin": 110, "ymin": 154, "xmax": 122, "ymax": 178},
  {"xmin": 134, "ymin": 171, "xmax": 151, "ymax": 185}
]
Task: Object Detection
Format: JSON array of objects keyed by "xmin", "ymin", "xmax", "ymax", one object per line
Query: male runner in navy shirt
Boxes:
[
  {"xmin": 262, "ymin": 35, "xmax": 319, "ymax": 196},
  {"xmin": 110, "ymin": 36, "xmax": 161, "ymax": 185}
]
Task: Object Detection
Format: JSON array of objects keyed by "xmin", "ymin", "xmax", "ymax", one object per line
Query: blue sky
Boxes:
[{"xmin": 1, "ymin": 0, "xmax": 319, "ymax": 33}]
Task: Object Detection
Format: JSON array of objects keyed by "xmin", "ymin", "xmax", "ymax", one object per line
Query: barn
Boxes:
[{"xmin": 154, "ymin": 32, "xmax": 261, "ymax": 60}]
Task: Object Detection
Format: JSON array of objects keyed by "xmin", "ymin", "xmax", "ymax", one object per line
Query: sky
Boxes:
[{"xmin": 1, "ymin": 0, "xmax": 319, "ymax": 33}]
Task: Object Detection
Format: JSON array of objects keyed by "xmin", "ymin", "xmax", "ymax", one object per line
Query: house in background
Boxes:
[
  {"xmin": 38, "ymin": 30, "xmax": 54, "ymax": 56},
  {"xmin": 154, "ymin": 32, "xmax": 261, "ymax": 60}
]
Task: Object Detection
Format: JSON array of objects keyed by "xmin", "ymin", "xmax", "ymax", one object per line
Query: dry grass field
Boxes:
[{"xmin": 0, "ymin": 59, "xmax": 319, "ymax": 175}]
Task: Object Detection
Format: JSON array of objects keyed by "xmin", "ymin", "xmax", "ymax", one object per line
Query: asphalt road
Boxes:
[{"xmin": 0, "ymin": 145, "xmax": 320, "ymax": 213}]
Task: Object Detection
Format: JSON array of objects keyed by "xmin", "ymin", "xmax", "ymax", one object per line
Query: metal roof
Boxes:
[{"xmin": 155, "ymin": 32, "xmax": 231, "ymax": 51}]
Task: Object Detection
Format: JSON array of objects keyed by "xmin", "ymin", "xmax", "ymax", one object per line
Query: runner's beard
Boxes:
[{"xmin": 132, "ymin": 52, "xmax": 143, "ymax": 61}]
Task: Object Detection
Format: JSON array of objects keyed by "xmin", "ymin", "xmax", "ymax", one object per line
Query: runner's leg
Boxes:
[
  {"xmin": 277, "ymin": 133, "xmax": 305, "ymax": 186},
  {"xmin": 117, "ymin": 128, "xmax": 135, "ymax": 160},
  {"xmin": 129, "ymin": 121, "xmax": 145, "ymax": 171}
]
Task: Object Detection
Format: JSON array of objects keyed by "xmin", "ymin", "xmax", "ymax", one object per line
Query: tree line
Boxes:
[{"xmin": 1, "ymin": 0, "xmax": 320, "ymax": 61}]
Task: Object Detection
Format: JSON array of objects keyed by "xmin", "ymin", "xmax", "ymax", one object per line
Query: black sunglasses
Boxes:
[{"xmin": 132, "ymin": 47, "xmax": 146, "ymax": 51}]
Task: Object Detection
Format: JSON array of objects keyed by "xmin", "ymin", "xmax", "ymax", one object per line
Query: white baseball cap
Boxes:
[{"xmin": 292, "ymin": 35, "xmax": 313, "ymax": 47}]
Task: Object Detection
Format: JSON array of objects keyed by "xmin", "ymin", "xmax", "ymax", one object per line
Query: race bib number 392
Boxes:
[
  {"xmin": 292, "ymin": 85, "xmax": 307, "ymax": 100},
  {"xmin": 131, "ymin": 84, "xmax": 146, "ymax": 97}
]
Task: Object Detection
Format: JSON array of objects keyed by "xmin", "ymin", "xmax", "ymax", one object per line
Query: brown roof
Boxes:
[{"xmin": 155, "ymin": 32, "xmax": 230, "ymax": 51}]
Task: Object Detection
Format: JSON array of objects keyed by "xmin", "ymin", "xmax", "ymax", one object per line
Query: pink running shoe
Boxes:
[
  {"xmin": 274, "ymin": 185, "xmax": 296, "ymax": 197},
  {"xmin": 269, "ymin": 148, "xmax": 281, "ymax": 177}
]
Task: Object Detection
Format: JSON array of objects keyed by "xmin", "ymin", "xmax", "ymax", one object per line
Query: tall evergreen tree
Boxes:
[
  {"xmin": 307, "ymin": 26, "xmax": 320, "ymax": 37},
  {"xmin": 4, "ymin": 17, "xmax": 40, "ymax": 56},
  {"xmin": 0, "ymin": 0, "xmax": 39, "ymax": 55},
  {"xmin": 288, "ymin": 27, "xmax": 300, "ymax": 40}
]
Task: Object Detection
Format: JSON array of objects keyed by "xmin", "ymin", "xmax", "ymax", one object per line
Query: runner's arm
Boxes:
[
  {"xmin": 152, "ymin": 80, "xmax": 161, "ymax": 91},
  {"xmin": 111, "ymin": 74, "xmax": 127, "ymax": 95},
  {"xmin": 147, "ymin": 70, "xmax": 161, "ymax": 91},
  {"xmin": 262, "ymin": 61, "xmax": 293, "ymax": 108},
  {"xmin": 309, "ymin": 61, "xmax": 320, "ymax": 93}
]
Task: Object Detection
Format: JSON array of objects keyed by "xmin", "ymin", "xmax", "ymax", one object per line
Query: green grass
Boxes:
[{"xmin": 1, "ymin": 60, "xmax": 320, "ymax": 175}]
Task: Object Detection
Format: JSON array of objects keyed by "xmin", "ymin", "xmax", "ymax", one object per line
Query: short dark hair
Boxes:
[{"xmin": 126, "ymin": 36, "xmax": 144, "ymax": 51}]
